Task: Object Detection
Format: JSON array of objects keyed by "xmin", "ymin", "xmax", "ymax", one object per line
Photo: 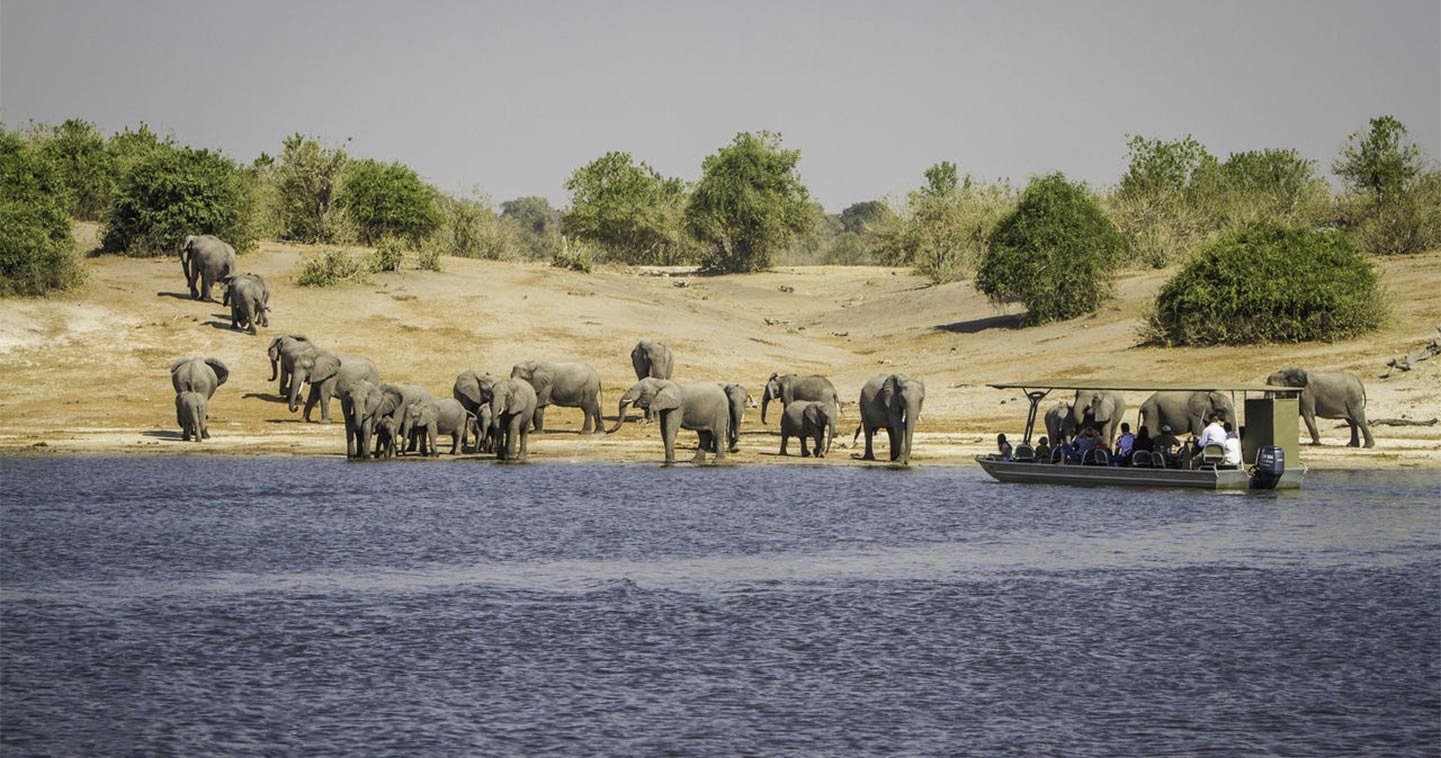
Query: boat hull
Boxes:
[{"xmin": 975, "ymin": 457, "xmax": 1304, "ymax": 490}]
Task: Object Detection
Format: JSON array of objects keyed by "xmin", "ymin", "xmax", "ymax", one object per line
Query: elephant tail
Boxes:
[
  {"xmin": 851, "ymin": 423, "xmax": 862, "ymax": 445},
  {"xmin": 180, "ymin": 246, "xmax": 192, "ymax": 283}
]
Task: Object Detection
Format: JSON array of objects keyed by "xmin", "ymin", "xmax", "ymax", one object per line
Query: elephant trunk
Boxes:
[
  {"xmin": 761, "ymin": 392, "xmax": 772, "ymax": 425},
  {"xmin": 269, "ymin": 355, "xmax": 279, "ymax": 382},
  {"xmin": 287, "ymin": 371, "xmax": 305, "ymax": 412},
  {"xmin": 606, "ymin": 399, "xmax": 631, "ymax": 435}
]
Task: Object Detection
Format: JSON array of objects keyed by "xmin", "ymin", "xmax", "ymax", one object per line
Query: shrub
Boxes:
[
  {"xmin": 0, "ymin": 129, "xmax": 87, "ymax": 296},
  {"xmin": 339, "ymin": 159, "xmax": 439, "ymax": 245},
  {"xmin": 875, "ymin": 165, "xmax": 1016, "ymax": 282},
  {"xmin": 35, "ymin": 119, "xmax": 115, "ymax": 220},
  {"xmin": 1333, "ymin": 116, "xmax": 1440, "ymax": 254},
  {"xmin": 562, "ymin": 151, "xmax": 695, "ymax": 265},
  {"xmin": 416, "ymin": 244, "xmax": 443, "ymax": 272},
  {"xmin": 274, "ymin": 134, "xmax": 350, "ymax": 243},
  {"xmin": 551, "ymin": 241, "xmax": 594, "ymax": 273},
  {"xmin": 101, "ymin": 143, "xmax": 256, "ymax": 256},
  {"xmin": 501, "ymin": 196, "xmax": 563, "ymax": 259},
  {"xmin": 976, "ymin": 173, "xmax": 1124, "ymax": 325},
  {"xmin": 1143, "ymin": 222, "xmax": 1385, "ymax": 346},
  {"xmin": 435, "ymin": 191, "xmax": 516, "ymax": 260},
  {"xmin": 295, "ymin": 248, "xmax": 370, "ymax": 287},
  {"xmin": 368, "ymin": 236, "xmax": 405, "ymax": 272},
  {"xmin": 686, "ymin": 131, "xmax": 814, "ymax": 272}
]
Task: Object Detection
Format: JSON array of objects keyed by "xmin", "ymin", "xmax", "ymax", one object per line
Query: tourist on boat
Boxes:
[
  {"xmin": 1197, "ymin": 414, "xmax": 1227, "ymax": 450},
  {"xmin": 1222, "ymin": 422, "xmax": 1243, "ymax": 466},
  {"xmin": 992, "ymin": 433, "xmax": 1013, "ymax": 460},
  {"xmin": 1155, "ymin": 425, "xmax": 1182, "ymax": 467},
  {"xmin": 1133, "ymin": 425, "xmax": 1155, "ymax": 454},
  {"xmin": 1112, "ymin": 422, "xmax": 1136, "ymax": 465},
  {"xmin": 1034, "ymin": 436, "xmax": 1051, "ymax": 463},
  {"xmin": 1075, "ymin": 427, "xmax": 1101, "ymax": 463}
]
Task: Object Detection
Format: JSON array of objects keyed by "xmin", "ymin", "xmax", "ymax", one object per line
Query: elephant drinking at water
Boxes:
[
  {"xmin": 399, "ymin": 398, "xmax": 472, "ymax": 456},
  {"xmin": 510, "ymin": 360, "xmax": 603, "ymax": 433},
  {"xmin": 608, "ymin": 378, "xmax": 729, "ymax": 464},
  {"xmin": 453, "ymin": 369, "xmax": 500, "ymax": 453},
  {"xmin": 780, "ymin": 400, "xmax": 836, "ymax": 458},
  {"xmin": 723, "ymin": 383, "xmax": 754, "ymax": 453},
  {"xmin": 856, "ymin": 373, "xmax": 925, "ymax": 465},
  {"xmin": 490, "ymin": 378, "xmax": 538, "ymax": 461}
]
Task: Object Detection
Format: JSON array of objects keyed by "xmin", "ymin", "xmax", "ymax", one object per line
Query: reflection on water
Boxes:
[{"xmin": 2, "ymin": 458, "xmax": 1438, "ymax": 756}]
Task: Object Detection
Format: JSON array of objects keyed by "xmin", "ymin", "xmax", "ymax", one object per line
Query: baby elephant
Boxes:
[
  {"xmin": 175, "ymin": 391, "xmax": 209, "ymax": 442},
  {"xmin": 399, "ymin": 398, "xmax": 474, "ymax": 456},
  {"xmin": 224, "ymin": 273, "xmax": 270, "ymax": 335},
  {"xmin": 780, "ymin": 400, "xmax": 836, "ymax": 458}
]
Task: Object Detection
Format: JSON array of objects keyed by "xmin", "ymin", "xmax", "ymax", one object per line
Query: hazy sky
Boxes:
[{"xmin": 2, "ymin": 0, "xmax": 1437, "ymax": 210}]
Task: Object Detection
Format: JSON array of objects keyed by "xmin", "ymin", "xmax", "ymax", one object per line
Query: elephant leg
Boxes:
[
  {"xmin": 518, "ymin": 422, "xmax": 530, "ymax": 460},
  {"xmin": 428, "ymin": 428, "xmax": 438, "ymax": 457},
  {"xmin": 862, "ymin": 425, "xmax": 876, "ymax": 460},
  {"xmin": 1356, "ymin": 409, "xmax": 1374, "ymax": 448},
  {"xmin": 780, "ymin": 432, "xmax": 789, "ymax": 456},
  {"xmin": 317, "ymin": 386, "xmax": 334, "ymax": 423},
  {"xmin": 887, "ymin": 426, "xmax": 900, "ymax": 461},
  {"xmin": 661, "ymin": 414, "xmax": 678, "ymax": 464},
  {"xmin": 532, "ymin": 406, "xmax": 546, "ymax": 433},
  {"xmin": 800, "ymin": 434, "xmax": 810, "ymax": 457},
  {"xmin": 1301, "ymin": 409, "xmax": 1321, "ymax": 445},
  {"xmin": 580, "ymin": 401, "xmax": 596, "ymax": 434}
]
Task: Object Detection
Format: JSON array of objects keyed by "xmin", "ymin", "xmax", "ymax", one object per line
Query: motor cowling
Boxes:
[{"xmin": 1251, "ymin": 446, "xmax": 1285, "ymax": 489}]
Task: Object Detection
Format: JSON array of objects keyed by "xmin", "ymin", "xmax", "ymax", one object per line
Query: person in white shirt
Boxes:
[
  {"xmin": 1197, "ymin": 414, "xmax": 1227, "ymax": 451},
  {"xmin": 1222, "ymin": 421, "xmax": 1243, "ymax": 466}
]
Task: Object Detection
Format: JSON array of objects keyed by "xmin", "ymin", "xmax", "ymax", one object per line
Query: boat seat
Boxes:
[
  {"xmin": 1131, "ymin": 450, "xmax": 1152, "ymax": 468},
  {"xmin": 1051, "ymin": 447, "xmax": 1066, "ymax": 464},
  {"xmin": 1013, "ymin": 444, "xmax": 1036, "ymax": 462},
  {"xmin": 1199, "ymin": 443, "xmax": 1225, "ymax": 470},
  {"xmin": 1150, "ymin": 451, "xmax": 1168, "ymax": 469},
  {"xmin": 1088, "ymin": 448, "xmax": 1110, "ymax": 466}
]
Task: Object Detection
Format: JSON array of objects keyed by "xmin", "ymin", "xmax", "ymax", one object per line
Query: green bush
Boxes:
[
  {"xmin": 875, "ymin": 164, "xmax": 1016, "ymax": 282},
  {"xmin": 686, "ymin": 131, "xmax": 814, "ymax": 272},
  {"xmin": 562, "ymin": 151, "xmax": 695, "ymax": 265},
  {"xmin": 501, "ymin": 196, "xmax": 563, "ymax": 259},
  {"xmin": 1143, "ymin": 222, "xmax": 1385, "ymax": 345},
  {"xmin": 339, "ymin": 159, "xmax": 439, "ymax": 245},
  {"xmin": 550, "ymin": 241, "xmax": 594, "ymax": 273},
  {"xmin": 101, "ymin": 143, "xmax": 255, "ymax": 256},
  {"xmin": 976, "ymin": 173, "xmax": 1124, "ymax": 325},
  {"xmin": 369, "ymin": 236, "xmax": 405, "ymax": 272},
  {"xmin": 35, "ymin": 119, "xmax": 115, "ymax": 220},
  {"xmin": 1333, "ymin": 116, "xmax": 1440, "ymax": 255},
  {"xmin": 416, "ymin": 244, "xmax": 443, "ymax": 272},
  {"xmin": 435, "ymin": 192, "xmax": 516, "ymax": 260},
  {"xmin": 274, "ymin": 134, "xmax": 350, "ymax": 244},
  {"xmin": 295, "ymin": 248, "xmax": 371, "ymax": 287},
  {"xmin": 1, "ymin": 129, "xmax": 87, "ymax": 296}
]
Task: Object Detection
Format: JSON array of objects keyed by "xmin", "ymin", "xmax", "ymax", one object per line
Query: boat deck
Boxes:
[{"xmin": 975, "ymin": 457, "xmax": 1304, "ymax": 490}]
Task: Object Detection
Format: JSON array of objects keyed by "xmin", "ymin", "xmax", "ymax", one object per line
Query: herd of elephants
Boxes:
[{"xmin": 168, "ymin": 234, "xmax": 1379, "ymax": 464}]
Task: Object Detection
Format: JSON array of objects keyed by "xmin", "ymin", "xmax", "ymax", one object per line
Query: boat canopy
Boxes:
[{"xmin": 989, "ymin": 380, "xmax": 1295, "ymax": 394}]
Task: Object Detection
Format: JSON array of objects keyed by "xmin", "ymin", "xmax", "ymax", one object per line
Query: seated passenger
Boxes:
[
  {"xmin": 1154, "ymin": 424, "xmax": 1183, "ymax": 467},
  {"xmin": 991, "ymin": 433, "xmax": 1013, "ymax": 460},
  {"xmin": 1197, "ymin": 413, "xmax": 1227, "ymax": 450},
  {"xmin": 1075, "ymin": 427, "xmax": 1100, "ymax": 462},
  {"xmin": 1222, "ymin": 421, "xmax": 1242, "ymax": 466},
  {"xmin": 1133, "ymin": 425, "xmax": 1155, "ymax": 454},
  {"xmin": 1112, "ymin": 422, "xmax": 1135, "ymax": 465},
  {"xmin": 1034, "ymin": 436, "xmax": 1051, "ymax": 463}
]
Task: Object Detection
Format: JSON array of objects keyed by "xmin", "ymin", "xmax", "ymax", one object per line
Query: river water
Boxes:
[{"xmin": 1, "ymin": 457, "xmax": 1437, "ymax": 756}]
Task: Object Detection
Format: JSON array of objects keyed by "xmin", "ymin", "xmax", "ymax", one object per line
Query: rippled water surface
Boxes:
[{"xmin": 2, "ymin": 457, "xmax": 1438, "ymax": 756}]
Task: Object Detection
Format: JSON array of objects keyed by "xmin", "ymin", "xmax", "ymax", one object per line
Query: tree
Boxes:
[
  {"xmin": 275, "ymin": 134, "xmax": 349, "ymax": 243},
  {"xmin": 1, "ymin": 129, "xmax": 86, "ymax": 295},
  {"xmin": 36, "ymin": 119, "xmax": 115, "ymax": 220},
  {"xmin": 105, "ymin": 123, "xmax": 170, "ymax": 183},
  {"xmin": 102, "ymin": 144, "xmax": 256, "ymax": 256},
  {"xmin": 685, "ymin": 131, "xmax": 814, "ymax": 272},
  {"xmin": 1144, "ymin": 222, "xmax": 1384, "ymax": 345},
  {"xmin": 976, "ymin": 173, "xmax": 1123, "ymax": 325},
  {"xmin": 561, "ymin": 151, "xmax": 692, "ymax": 264},
  {"xmin": 1111, "ymin": 135, "xmax": 1215, "ymax": 267},
  {"xmin": 339, "ymin": 159, "xmax": 440, "ymax": 245},
  {"xmin": 838, "ymin": 200, "xmax": 892, "ymax": 235},
  {"xmin": 1333, "ymin": 116, "xmax": 1440, "ymax": 254},
  {"xmin": 873, "ymin": 164, "xmax": 1015, "ymax": 282},
  {"xmin": 501, "ymin": 195, "xmax": 561, "ymax": 259}
]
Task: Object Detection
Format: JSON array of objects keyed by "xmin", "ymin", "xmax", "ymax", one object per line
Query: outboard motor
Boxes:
[{"xmin": 1250, "ymin": 445, "xmax": 1285, "ymax": 489}]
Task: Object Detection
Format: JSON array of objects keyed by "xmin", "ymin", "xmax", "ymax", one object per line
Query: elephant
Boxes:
[
  {"xmin": 289, "ymin": 351, "xmax": 380, "ymax": 424},
  {"xmin": 780, "ymin": 400, "xmax": 836, "ymax": 458},
  {"xmin": 342, "ymin": 379, "xmax": 388, "ymax": 460},
  {"xmin": 1044, "ymin": 401, "xmax": 1078, "ymax": 444},
  {"xmin": 267, "ymin": 335, "xmax": 317, "ymax": 398},
  {"xmin": 631, "ymin": 340, "xmax": 675, "ymax": 380},
  {"xmin": 856, "ymin": 373, "xmax": 925, "ymax": 465},
  {"xmin": 607, "ymin": 378, "xmax": 729, "ymax": 464},
  {"xmin": 175, "ymin": 391, "xmax": 208, "ymax": 442},
  {"xmin": 373, "ymin": 415, "xmax": 401, "ymax": 460},
  {"xmin": 377, "ymin": 384, "xmax": 433, "ymax": 455},
  {"xmin": 723, "ymin": 383, "xmax": 754, "ymax": 453},
  {"xmin": 1072, "ymin": 390, "xmax": 1127, "ymax": 445},
  {"xmin": 453, "ymin": 369, "xmax": 500, "ymax": 453},
  {"xmin": 510, "ymin": 360, "xmax": 604, "ymax": 433},
  {"xmin": 223, "ymin": 273, "xmax": 270, "ymax": 335},
  {"xmin": 170, "ymin": 356, "xmax": 229, "ymax": 400},
  {"xmin": 399, "ymin": 398, "xmax": 473, "ymax": 456},
  {"xmin": 489, "ymin": 378, "xmax": 538, "ymax": 461},
  {"xmin": 180, "ymin": 234, "xmax": 237, "ymax": 302},
  {"xmin": 1266, "ymin": 368, "xmax": 1374, "ymax": 447},
  {"xmin": 761, "ymin": 373, "xmax": 840, "ymax": 425},
  {"xmin": 1138, "ymin": 391, "xmax": 1238, "ymax": 438}
]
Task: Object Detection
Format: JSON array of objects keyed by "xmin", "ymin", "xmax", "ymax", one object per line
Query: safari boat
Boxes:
[{"xmin": 976, "ymin": 380, "xmax": 1307, "ymax": 490}]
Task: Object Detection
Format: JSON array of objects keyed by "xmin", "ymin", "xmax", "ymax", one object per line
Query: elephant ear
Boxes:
[
  {"xmin": 803, "ymin": 402, "xmax": 825, "ymax": 427},
  {"xmin": 205, "ymin": 358, "xmax": 230, "ymax": 387},
  {"xmin": 652, "ymin": 382, "xmax": 683, "ymax": 412},
  {"xmin": 1289, "ymin": 368, "xmax": 1309, "ymax": 386},
  {"xmin": 267, "ymin": 337, "xmax": 284, "ymax": 361},
  {"xmin": 312, "ymin": 353, "xmax": 342, "ymax": 383},
  {"xmin": 170, "ymin": 358, "xmax": 189, "ymax": 374}
]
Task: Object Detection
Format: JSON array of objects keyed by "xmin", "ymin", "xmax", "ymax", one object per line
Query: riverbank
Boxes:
[{"xmin": 2, "ymin": 226, "xmax": 1438, "ymax": 469}]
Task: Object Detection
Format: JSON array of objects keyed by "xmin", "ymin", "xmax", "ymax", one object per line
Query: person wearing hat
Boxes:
[{"xmin": 1154, "ymin": 424, "xmax": 1182, "ymax": 467}]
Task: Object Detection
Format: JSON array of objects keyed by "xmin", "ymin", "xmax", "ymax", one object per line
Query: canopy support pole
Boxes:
[{"xmin": 1022, "ymin": 389, "xmax": 1051, "ymax": 445}]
